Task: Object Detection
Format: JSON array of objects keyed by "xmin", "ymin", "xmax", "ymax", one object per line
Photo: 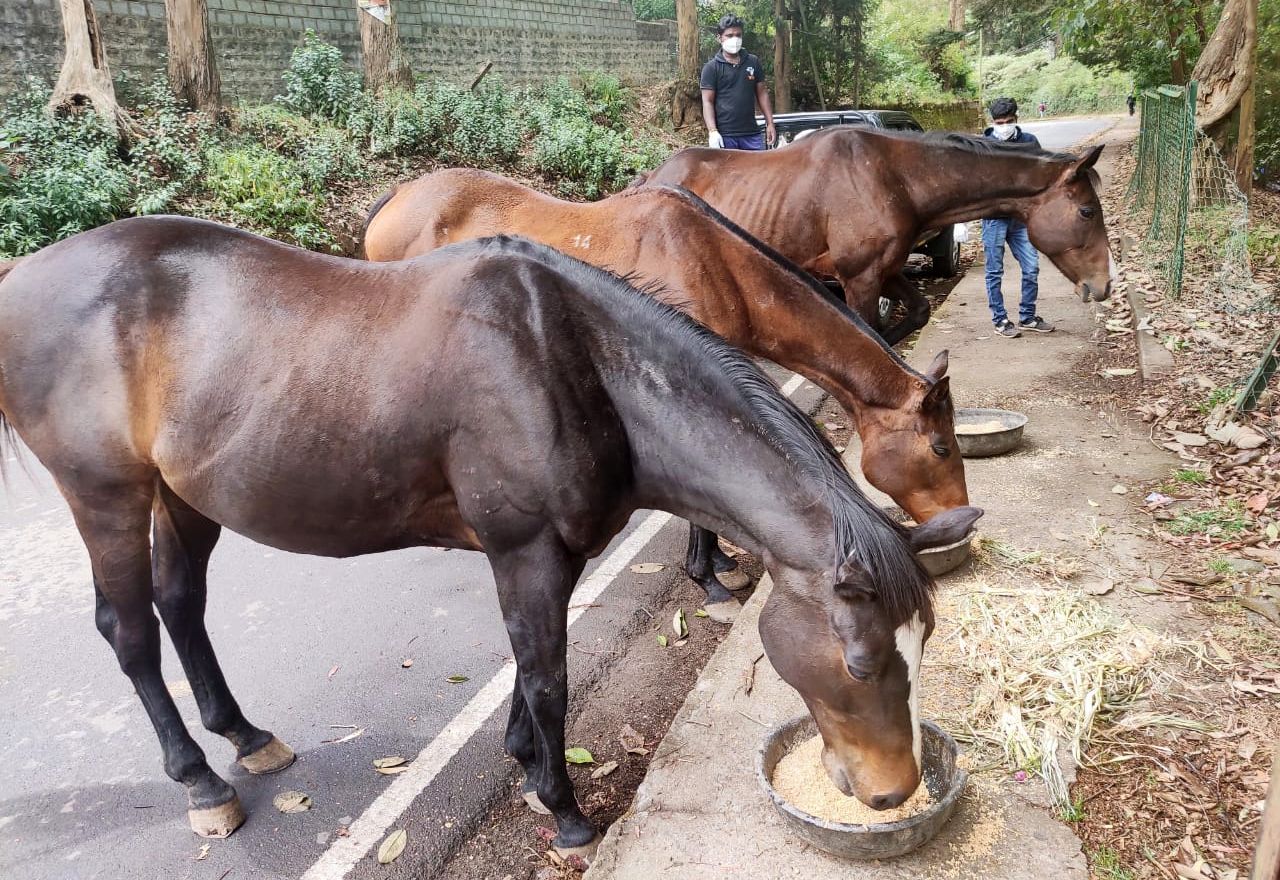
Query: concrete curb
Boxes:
[{"xmin": 1125, "ymin": 284, "xmax": 1175, "ymax": 382}]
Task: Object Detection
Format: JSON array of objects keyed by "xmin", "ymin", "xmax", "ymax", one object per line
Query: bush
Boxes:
[
  {"xmin": 277, "ymin": 29, "xmax": 364, "ymax": 125},
  {"xmin": 202, "ymin": 143, "xmax": 334, "ymax": 251},
  {"xmin": 982, "ymin": 52, "xmax": 1133, "ymax": 116},
  {"xmin": 237, "ymin": 104, "xmax": 363, "ymax": 188},
  {"xmin": 0, "ymin": 77, "xmax": 206, "ymax": 257}
]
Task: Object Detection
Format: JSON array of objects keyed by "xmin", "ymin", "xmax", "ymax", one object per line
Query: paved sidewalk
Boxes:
[{"xmin": 588, "ymin": 121, "xmax": 1161, "ymax": 880}]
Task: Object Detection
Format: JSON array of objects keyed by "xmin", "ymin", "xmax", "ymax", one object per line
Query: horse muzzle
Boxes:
[{"xmin": 1078, "ymin": 279, "xmax": 1112, "ymax": 303}]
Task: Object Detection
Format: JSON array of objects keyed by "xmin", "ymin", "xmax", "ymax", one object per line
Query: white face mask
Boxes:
[
  {"xmin": 722, "ymin": 36, "xmax": 743, "ymax": 55},
  {"xmin": 992, "ymin": 122, "xmax": 1018, "ymax": 141}
]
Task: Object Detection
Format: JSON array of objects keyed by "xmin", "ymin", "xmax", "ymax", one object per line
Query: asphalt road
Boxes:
[
  {"xmin": 1019, "ymin": 115, "xmax": 1118, "ymax": 150},
  {"xmin": 0, "ymin": 361, "xmax": 821, "ymax": 880}
]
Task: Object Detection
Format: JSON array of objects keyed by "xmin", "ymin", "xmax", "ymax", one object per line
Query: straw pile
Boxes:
[{"xmin": 952, "ymin": 587, "xmax": 1181, "ymax": 808}]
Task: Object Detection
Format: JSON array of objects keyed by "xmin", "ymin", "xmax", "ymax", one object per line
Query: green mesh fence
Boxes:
[{"xmin": 1124, "ymin": 82, "xmax": 1268, "ymax": 311}]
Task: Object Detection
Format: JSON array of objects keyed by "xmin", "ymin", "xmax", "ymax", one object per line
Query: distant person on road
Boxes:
[
  {"xmin": 700, "ymin": 14, "xmax": 776, "ymax": 150},
  {"xmin": 981, "ymin": 97, "xmax": 1054, "ymax": 339},
  {"xmin": 1127, "ymin": 93, "xmax": 1137, "ymax": 115},
  {"xmin": 1038, "ymin": 101, "xmax": 1047, "ymax": 117}
]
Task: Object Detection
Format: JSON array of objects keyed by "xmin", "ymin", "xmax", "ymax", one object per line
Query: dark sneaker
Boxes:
[
  {"xmin": 994, "ymin": 319, "xmax": 1021, "ymax": 338},
  {"xmin": 1019, "ymin": 316, "xmax": 1056, "ymax": 333}
]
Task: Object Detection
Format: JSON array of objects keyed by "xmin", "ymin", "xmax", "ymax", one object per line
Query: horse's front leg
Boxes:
[
  {"xmin": 684, "ymin": 524, "xmax": 744, "ymax": 623},
  {"xmin": 879, "ymin": 272, "xmax": 931, "ymax": 346},
  {"xmin": 489, "ymin": 531, "xmax": 599, "ymax": 859}
]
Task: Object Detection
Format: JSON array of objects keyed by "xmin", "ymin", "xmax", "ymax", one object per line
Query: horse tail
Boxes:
[
  {"xmin": 356, "ymin": 186, "xmax": 399, "ymax": 259},
  {"xmin": 0, "ymin": 257, "xmax": 24, "ymax": 487}
]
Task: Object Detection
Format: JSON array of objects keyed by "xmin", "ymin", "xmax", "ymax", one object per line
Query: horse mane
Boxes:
[
  {"xmin": 616, "ymin": 184, "xmax": 930, "ymax": 385},
  {"xmin": 802, "ymin": 124, "xmax": 1079, "ymax": 163},
  {"xmin": 469, "ymin": 234, "xmax": 935, "ymax": 623}
]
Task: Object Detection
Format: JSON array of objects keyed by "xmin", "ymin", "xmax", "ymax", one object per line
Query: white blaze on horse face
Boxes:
[{"xmin": 894, "ymin": 610, "xmax": 925, "ymax": 771}]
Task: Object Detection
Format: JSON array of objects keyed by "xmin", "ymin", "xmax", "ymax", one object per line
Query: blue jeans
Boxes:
[
  {"xmin": 722, "ymin": 132, "xmax": 765, "ymax": 150},
  {"xmin": 981, "ymin": 218, "xmax": 1039, "ymax": 324}
]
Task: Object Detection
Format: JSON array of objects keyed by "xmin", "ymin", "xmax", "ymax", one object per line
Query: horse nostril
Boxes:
[{"xmin": 869, "ymin": 792, "xmax": 906, "ymax": 811}]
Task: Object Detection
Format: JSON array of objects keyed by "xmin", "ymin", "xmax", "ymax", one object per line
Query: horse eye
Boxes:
[
  {"xmin": 1079, "ymin": 206, "xmax": 1096, "ymax": 219},
  {"xmin": 846, "ymin": 663, "xmax": 874, "ymax": 682},
  {"xmin": 931, "ymin": 444, "xmax": 950, "ymax": 458}
]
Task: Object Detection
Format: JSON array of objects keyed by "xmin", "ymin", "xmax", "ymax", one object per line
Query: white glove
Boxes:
[{"xmin": 707, "ymin": 131, "xmax": 724, "ymax": 149}]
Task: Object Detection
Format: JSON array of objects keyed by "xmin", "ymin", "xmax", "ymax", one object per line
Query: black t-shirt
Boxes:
[{"xmin": 699, "ymin": 51, "xmax": 764, "ymax": 137}]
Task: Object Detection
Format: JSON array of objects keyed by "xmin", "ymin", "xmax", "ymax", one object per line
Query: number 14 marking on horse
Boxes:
[{"xmin": 570, "ymin": 234, "xmax": 592, "ymax": 249}]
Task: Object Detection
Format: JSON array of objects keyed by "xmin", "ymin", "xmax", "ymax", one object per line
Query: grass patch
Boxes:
[
  {"xmin": 1058, "ymin": 796, "xmax": 1087, "ymax": 823},
  {"xmin": 1091, "ymin": 846, "xmax": 1136, "ymax": 880},
  {"xmin": 1172, "ymin": 468, "xmax": 1208, "ymax": 484},
  {"xmin": 1166, "ymin": 502, "xmax": 1250, "ymax": 538},
  {"xmin": 1208, "ymin": 558, "xmax": 1234, "ymax": 574}
]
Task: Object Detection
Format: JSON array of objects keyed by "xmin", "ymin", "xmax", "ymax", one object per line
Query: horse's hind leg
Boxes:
[
  {"xmin": 68, "ymin": 483, "xmax": 244, "ymax": 837},
  {"xmin": 684, "ymin": 525, "xmax": 742, "ymax": 624},
  {"xmin": 504, "ymin": 678, "xmax": 551, "ymax": 814},
  {"xmin": 490, "ymin": 532, "xmax": 599, "ymax": 859},
  {"xmin": 879, "ymin": 273, "xmax": 931, "ymax": 346},
  {"xmin": 151, "ymin": 484, "xmax": 295, "ymax": 775}
]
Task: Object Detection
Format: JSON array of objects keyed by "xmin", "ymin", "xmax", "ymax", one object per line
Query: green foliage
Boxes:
[
  {"xmin": 1166, "ymin": 502, "xmax": 1250, "ymax": 538},
  {"xmin": 1091, "ymin": 847, "xmax": 1136, "ymax": 880},
  {"xmin": 0, "ymin": 77, "xmax": 207, "ymax": 257},
  {"xmin": 1257, "ymin": 0, "xmax": 1280, "ymax": 184},
  {"xmin": 1172, "ymin": 468, "xmax": 1208, "ymax": 484},
  {"xmin": 982, "ymin": 51, "xmax": 1133, "ymax": 115},
  {"xmin": 632, "ymin": 0, "xmax": 675, "ymax": 21},
  {"xmin": 236, "ymin": 104, "xmax": 364, "ymax": 189},
  {"xmin": 1208, "ymin": 558, "xmax": 1234, "ymax": 574},
  {"xmin": 1057, "ymin": 796, "xmax": 1086, "ymax": 822},
  {"xmin": 277, "ymin": 29, "xmax": 364, "ymax": 125},
  {"xmin": 202, "ymin": 143, "xmax": 335, "ymax": 251}
]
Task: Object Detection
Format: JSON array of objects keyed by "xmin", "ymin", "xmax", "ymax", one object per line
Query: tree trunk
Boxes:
[
  {"xmin": 852, "ymin": 8, "xmax": 863, "ymax": 107},
  {"xmin": 356, "ymin": 0, "xmax": 413, "ymax": 94},
  {"xmin": 948, "ymin": 0, "xmax": 965, "ymax": 32},
  {"xmin": 50, "ymin": 0, "xmax": 132, "ymax": 139},
  {"xmin": 165, "ymin": 0, "xmax": 220, "ymax": 112},
  {"xmin": 796, "ymin": 0, "xmax": 825, "ymax": 110},
  {"xmin": 773, "ymin": 0, "xmax": 792, "ymax": 113},
  {"xmin": 670, "ymin": 0, "xmax": 701, "ymax": 129},
  {"xmin": 1192, "ymin": 0, "xmax": 1258, "ymax": 192}
]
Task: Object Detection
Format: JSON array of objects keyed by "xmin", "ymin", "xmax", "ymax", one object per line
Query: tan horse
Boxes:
[
  {"xmin": 637, "ymin": 127, "xmax": 1114, "ymax": 344},
  {"xmin": 362, "ymin": 171, "xmax": 968, "ymax": 618}
]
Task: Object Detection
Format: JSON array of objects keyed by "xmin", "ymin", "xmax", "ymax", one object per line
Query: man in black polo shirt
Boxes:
[{"xmin": 699, "ymin": 14, "xmax": 776, "ymax": 150}]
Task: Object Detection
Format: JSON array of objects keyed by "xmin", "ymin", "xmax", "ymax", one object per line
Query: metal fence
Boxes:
[{"xmin": 1124, "ymin": 82, "xmax": 1266, "ymax": 311}]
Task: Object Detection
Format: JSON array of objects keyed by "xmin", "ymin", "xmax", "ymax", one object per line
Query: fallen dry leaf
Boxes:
[
  {"xmin": 401, "ymin": 658, "xmax": 414, "ymax": 669},
  {"xmin": 377, "ymin": 829, "xmax": 407, "ymax": 864},
  {"xmin": 273, "ymin": 790, "xmax": 312, "ymax": 814},
  {"xmin": 629, "ymin": 562, "xmax": 665, "ymax": 574},
  {"xmin": 195, "ymin": 843, "xmax": 210, "ymax": 861},
  {"xmin": 620, "ymin": 724, "xmax": 648, "ymax": 755},
  {"xmin": 591, "ymin": 760, "xmax": 619, "ymax": 780}
]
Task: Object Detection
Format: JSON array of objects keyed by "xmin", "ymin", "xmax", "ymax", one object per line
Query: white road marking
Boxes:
[
  {"xmin": 893, "ymin": 611, "xmax": 926, "ymax": 771},
  {"xmin": 303, "ymin": 372, "xmax": 808, "ymax": 880}
]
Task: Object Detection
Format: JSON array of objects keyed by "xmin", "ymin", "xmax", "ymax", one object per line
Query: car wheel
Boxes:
[{"xmin": 927, "ymin": 225, "xmax": 960, "ymax": 277}]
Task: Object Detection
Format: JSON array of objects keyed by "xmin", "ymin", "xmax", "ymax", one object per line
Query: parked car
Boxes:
[{"xmin": 757, "ymin": 109, "xmax": 963, "ymax": 326}]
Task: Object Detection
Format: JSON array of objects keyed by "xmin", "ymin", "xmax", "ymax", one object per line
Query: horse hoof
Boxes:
[
  {"xmin": 522, "ymin": 789, "xmax": 552, "ymax": 815},
  {"xmin": 553, "ymin": 833, "xmax": 604, "ymax": 867},
  {"xmin": 189, "ymin": 796, "xmax": 246, "ymax": 838},
  {"xmin": 237, "ymin": 736, "xmax": 296, "ymax": 775},
  {"xmin": 704, "ymin": 598, "xmax": 742, "ymax": 624},
  {"xmin": 716, "ymin": 568, "xmax": 751, "ymax": 591}
]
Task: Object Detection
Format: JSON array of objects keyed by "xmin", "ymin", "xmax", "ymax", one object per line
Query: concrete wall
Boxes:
[{"xmin": 0, "ymin": 1, "xmax": 676, "ymax": 102}]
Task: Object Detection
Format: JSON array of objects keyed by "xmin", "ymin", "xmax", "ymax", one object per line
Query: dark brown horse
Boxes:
[
  {"xmin": 362, "ymin": 171, "xmax": 968, "ymax": 620},
  {"xmin": 637, "ymin": 127, "xmax": 1115, "ymax": 344},
  {"xmin": 0, "ymin": 219, "xmax": 980, "ymax": 859}
]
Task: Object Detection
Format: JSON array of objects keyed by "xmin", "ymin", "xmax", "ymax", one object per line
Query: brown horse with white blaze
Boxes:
[
  {"xmin": 637, "ymin": 127, "xmax": 1115, "ymax": 344},
  {"xmin": 0, "ymin": 218, "xmax": 981, "ymax": 858},
  {"xmin": 362, "ymin": 171, "xmax": 969, "ymax": 619}
]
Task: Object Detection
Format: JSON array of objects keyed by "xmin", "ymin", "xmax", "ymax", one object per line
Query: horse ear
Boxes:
[
  {"xmin": 1065, "ymin": 145, "xmax": 1104, "ymax": 183},
  {"xmin": 921, "ymin": 375, "xmax": 951, "ymax": 412},
  {"xmin": 925, "ymin": 349, "xmax": 949, "ymax": 380}
]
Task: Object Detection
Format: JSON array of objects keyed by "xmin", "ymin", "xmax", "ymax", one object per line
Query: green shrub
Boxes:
[
  {"xmin": 531, "ymin": 117, "xmax": 665, "ymax": 199},
  {"xmin": 236, "ymin": 104, "xmax": 363, "ymax": 188},
  {"xmin": 577, "ymin": 72, "xmax": 632, "ymax": 130},
  {"xmin": 0, "ymin": 78, "xmax": 200, "ymax": 256},
  {"xmin": 202, "ymin": 143, "xmax": 334, "ymax": 251},
  {"xmin": 277, "ymin": 29, "xmax": 364, "ymax": 125}
]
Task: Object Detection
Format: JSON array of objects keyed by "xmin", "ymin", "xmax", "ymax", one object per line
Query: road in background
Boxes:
[{"xmin": 1020, "ymin": 115, "xmax": 1118, "ymax": 151}]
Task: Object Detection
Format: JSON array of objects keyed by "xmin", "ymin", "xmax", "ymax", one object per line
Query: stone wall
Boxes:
[{"xmin": 0, "ymin": 1, "xmax": 676, "ymax": 103}]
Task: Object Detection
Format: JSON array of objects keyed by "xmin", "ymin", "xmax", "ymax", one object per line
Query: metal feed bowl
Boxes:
[
  {"xmin": 954, "ymin": 407, "xmax": 1028, "ymax": 458},
  {"xmin": 916, "ymin": 530, "xmax": 976, "ymax": 577},
  {"xmin": 757, "ymin": 715, "xmax": 967, "ymax": 860}
]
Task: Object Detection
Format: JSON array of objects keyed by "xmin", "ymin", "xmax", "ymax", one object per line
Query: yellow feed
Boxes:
[
  {"xmin": 772, "ymin": 734, "xmax": 933, "ymax": 824},
  {"xmin": 954, "ymin": 420, "xmax": 1008, "ymax": 435}
]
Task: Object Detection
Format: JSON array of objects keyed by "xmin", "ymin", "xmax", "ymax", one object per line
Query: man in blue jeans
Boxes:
[{"xmin": 982, "ymin": 97, "xmax": 1054, "ymax": 338}]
